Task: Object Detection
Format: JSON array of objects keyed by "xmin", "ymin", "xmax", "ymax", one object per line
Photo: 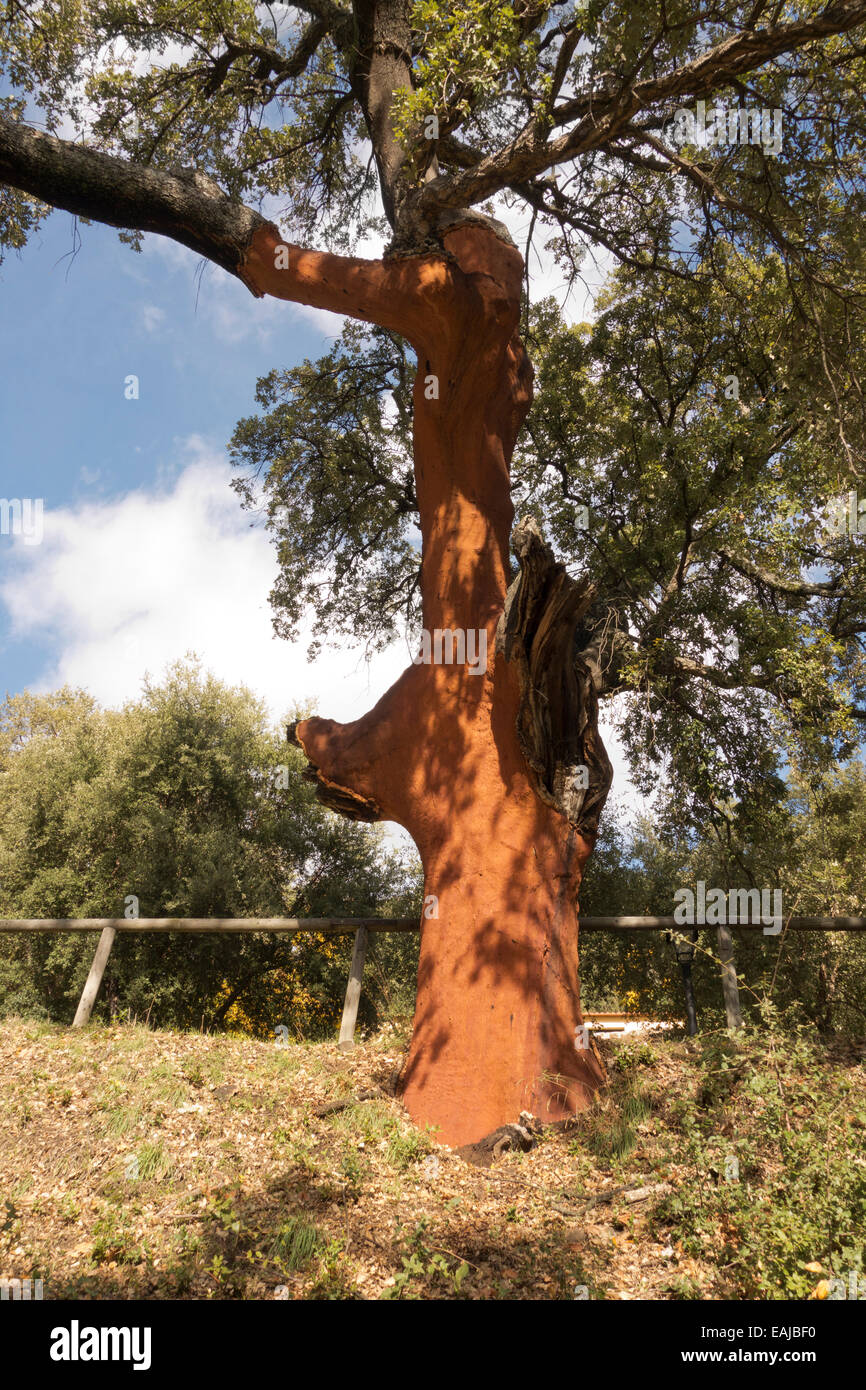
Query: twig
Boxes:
[{"xmin": 312, "ymin": 1088, "xmax": 380, "ymax": 1117}]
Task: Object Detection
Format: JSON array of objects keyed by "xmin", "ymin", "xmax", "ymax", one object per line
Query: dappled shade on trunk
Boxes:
[{"xmin": 262, "ymin": 219, "xmax": 614, "ymax": 1146}]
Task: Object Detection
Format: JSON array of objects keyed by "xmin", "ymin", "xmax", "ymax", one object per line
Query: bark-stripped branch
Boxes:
[{"xmin": 0, "ymin": 113, "xmax": 467, "ymax": 345}]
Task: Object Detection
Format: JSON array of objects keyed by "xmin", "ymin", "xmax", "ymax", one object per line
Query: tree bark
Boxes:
[
  {"xmin": 279, "ymin": 220, "xmax": 613, "ymax": 1146},
  {"xmin": 349, "ymin": 0, "xmax": 415, "ymax": 228}
]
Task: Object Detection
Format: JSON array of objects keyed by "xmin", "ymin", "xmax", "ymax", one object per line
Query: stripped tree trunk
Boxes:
[{"xmin": 251, "ymin": 217, "xmax": 615, "ymax": 1146}]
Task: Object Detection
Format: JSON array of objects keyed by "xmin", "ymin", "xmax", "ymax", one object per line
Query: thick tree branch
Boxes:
[
  {"xmin": 671, "ymin": 654, "xmax": 761, "ymax": 689},
  {"xmin": 716, "ymin": 548, "xmax": 844, "ymax": 597},
  {"xmin": 551, "ymin": 0, "xmax": 866, "ymax": 127},
  {"xmin": 415, "ymin": 1, "xmax": 866, "ymax": 217},
  {"xmin": 350, "ymin": 0, "xmax": 414, "ymax": 226},
  {"xmin": 207, "ymin": 19, "xmax": 332, "ymax": 93},
  {"xmin": 0, "ymin": 113, "xmax": 470, "ymax": 345},
  {"xmin": 0, "ymin": 112, "xmax": 265, "ymax": 275}
]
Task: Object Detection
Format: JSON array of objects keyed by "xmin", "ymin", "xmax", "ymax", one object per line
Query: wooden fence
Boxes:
[{"xmin": 1, "ymin": 915, "xmax": 864, "ymax": 1043}]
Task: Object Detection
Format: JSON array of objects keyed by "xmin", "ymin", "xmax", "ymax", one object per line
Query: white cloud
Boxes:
[
  {"xmin": 140, "ymin": 304, "xmax": 165, "ymax": 334},
  {"xmin": 1, "ymin": 442, "xmax": 642, "ymax": 841},
  {"xmin": 0, "ymin": 444, "xmax": 406, "ymax": 729}
]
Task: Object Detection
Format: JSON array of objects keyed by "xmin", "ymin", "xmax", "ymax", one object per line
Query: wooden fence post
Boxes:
[
  {"xmin": 72, "ymin": 926, "xmax": 117, "ymax": 1027},
  {"xmin": 338, "ymin": 926, "xmax": 369, "ymax": 1052},
  {"xmin": 716, "ymin": 922, "xmax": 743, "ymax": 1030}
]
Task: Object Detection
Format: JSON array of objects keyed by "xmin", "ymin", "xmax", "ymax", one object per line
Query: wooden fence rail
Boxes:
[
  {"xmin": 3, "ymin": 915, "xmax": 866, "ymax": 933},
  {"xmin": 0, "ymin": 917, "xmax": 420, "ymax": 933},
  {"xmin": 2, "ymin": 916, "xmax": 863, "ymax": 1039}
]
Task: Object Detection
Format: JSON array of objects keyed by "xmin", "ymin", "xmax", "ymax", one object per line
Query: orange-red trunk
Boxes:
[{"xmin": 245, "ymin": 217, "xmax": 605, "ymax": 1146}]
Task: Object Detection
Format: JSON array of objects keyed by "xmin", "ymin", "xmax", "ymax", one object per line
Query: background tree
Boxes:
[
  {"xmin": 575, "ymin": 758, "xmax": 866, "ymax": 1033},
  {"xmin": 659, "ymin": 757, "xmax": 866, "ymax": 1034},
  {"xmin": 3, "ymin": 0, "xmax": 866, "ymax": 1142},
  {"xmin": 0, "ymin": 661, "xmax": 420, "ymax": 1032}
]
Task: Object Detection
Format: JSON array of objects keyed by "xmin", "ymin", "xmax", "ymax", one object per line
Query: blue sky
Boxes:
[
  {"xmin": 0, "ymin": 198, "xmax": 636, "ymax": 828},
  {"xmin": 0, "ymin": 207, "xmax": 417, "ymax": 719}
]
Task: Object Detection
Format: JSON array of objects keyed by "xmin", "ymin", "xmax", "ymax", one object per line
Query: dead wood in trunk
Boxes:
[{"xmin": 498, "ymin": 516, "xmax": 614, "ymax": 838}]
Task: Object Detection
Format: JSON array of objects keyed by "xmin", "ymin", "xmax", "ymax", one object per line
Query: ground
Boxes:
[{"xmin": 0, "ymin": 1016, "xmax": 863, "ymax": 1300}]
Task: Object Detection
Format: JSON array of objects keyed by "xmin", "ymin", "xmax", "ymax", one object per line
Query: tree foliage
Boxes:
[
  {"xmin": 0, "ymin": 659, "xmax": 420, "ymax": 1033},
  {"xmin": 579, "ymin": 763, "xmax": 866, "ymax": 1033},
  {"xmin": 231, "ymin": 248, "xmax": 866, "ymax": 826}
]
